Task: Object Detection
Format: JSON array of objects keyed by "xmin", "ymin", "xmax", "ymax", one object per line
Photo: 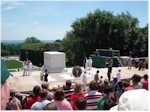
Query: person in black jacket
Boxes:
[
  {"xmin": 44, "ymin": 69, "xmax": 48, "ymax": 82},
  {"xmin": 107, "ymin": 62, "xmax": 112, "ymax": 82}
]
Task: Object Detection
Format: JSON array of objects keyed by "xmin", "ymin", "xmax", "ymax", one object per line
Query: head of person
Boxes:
[
  {"xmin": 143, "ymin": 74, "xmax": 148, "ymax": 80},
  {"xmin": 45, "ymin": 69, "xmax": 47, "ymax": 73},
  {"xmin": 117, "ymin": 81, "xmax": 123, "ymax": 89},
  {"xmin": 76, "ymin": 97, "xmax": 86, "ymax": 110},
  {"xmin": 113, "ymin": 76, "xmax": 118, "ymax": 82},
  {"xmin": 89, "ymin": 80, "xmax": 97, "ymax": 90},
  {"xmin": 74, "ymin": 83, "xmax": 82, "ymax": 94},
  {"xmin": 132, "ymin": 74, "xmax": 141, "ymax": 83},
  {"xmin": 44, "ymin": 102, "xmax": 58, "ymax": 110},
  {"xmin": 96, "ymin": 70, "xmax": 99, "ymax": 74},
  {"xmin": 104, "ymin": 79, "xmax": 109, "ymax": 86},
  {"xmin": 103, "ymin": 98, "xmax": 117, "ymax": 110},
  {"xmin": 41, "ymin": 82, "xmax": 49, "ymax": 90},
  {"xmin": 123, "ymin": 80, "xmax": 130, "ymax": 88},
  {"xmin": 66, "ymin": 80, "xmax": 72, "ymax": 87},
  {"xmin": 100, "ymin": 76, "xmax": 103, "ymax": 79},
  {"xmin": 39, "ymin": 89, "xmax": 48, "ymax": 99},
  {"xmin": 97, "ymin": 83, "xmax": 104, "ymax": 93},
  {"xmin": 118, "ymin": 69, "xmax": 121, "ymax": 72},
  {"xmin": 54, "ymin": 88, "xmax": 65, "ymax": 101},
  {"xmin": 10, "ymin": 89, "xmax": 16, "ymax": 97},
  {"xmin": 33, "ymin": 85, "xmax": 41, "ymax": 96},
  {"xmin": 104, "ymin": 85, "xmax": 114, "ymax": 97},
  {"xmin": 52, "ymin": 85, "xmax": 58, "ymax": 91},
  {"xmin": 84, "ymin": 71, "xmax": 86, "ymax": 74}
]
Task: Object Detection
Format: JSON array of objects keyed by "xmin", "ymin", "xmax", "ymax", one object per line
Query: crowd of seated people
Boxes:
[{"xmin": 2, "ymin": 73, "xmax": 149, "ymax": 111}]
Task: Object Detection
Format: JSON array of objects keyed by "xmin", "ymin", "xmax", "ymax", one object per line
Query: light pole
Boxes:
[{"xmin": 26, "ymin": 51, "xmax": 28, "ymax": 60}]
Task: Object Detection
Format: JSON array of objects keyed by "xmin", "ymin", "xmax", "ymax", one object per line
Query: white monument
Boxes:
[{"xmin": 43, "ymin": 51, "xmax": 66, "ymax": 73}]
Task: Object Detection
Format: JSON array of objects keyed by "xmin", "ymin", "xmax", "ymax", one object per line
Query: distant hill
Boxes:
[{"xmin": 1, "ymin": 40, "xmax": 55, "ymax": 44}]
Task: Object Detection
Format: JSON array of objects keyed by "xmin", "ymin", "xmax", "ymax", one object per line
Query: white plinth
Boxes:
[{"xmin": 43, "ymin": 51, "xmax": 66, "ymax": 73}]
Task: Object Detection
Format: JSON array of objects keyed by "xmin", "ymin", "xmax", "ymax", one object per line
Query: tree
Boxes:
[
  {"xmin": 24, "ymin": 37, "xmax": 42, "ymax": 44},
  {"xmin": 62, "ymin": 9, "xmax": 148, "ymax": 66},
  {"xmin": 1, "ymin": 50, "xmax": 10, "ymax": 56}
]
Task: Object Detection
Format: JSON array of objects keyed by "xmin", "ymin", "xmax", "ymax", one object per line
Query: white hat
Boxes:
[
  {"xmin": 53, "ymin": 85, "xmax": 58, "ymax": 90},
  {"xmin": 110, "ymin": 89, "xmax": 149, "ymax": 111},
  {"xmin": 113, "ymin": 75, "xmax": 117, "ymax": 78}
]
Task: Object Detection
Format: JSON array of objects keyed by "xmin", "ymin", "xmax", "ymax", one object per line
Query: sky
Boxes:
[{"xmin": 1, "ymin": 0, "xmax": 148, "ymax": 41}]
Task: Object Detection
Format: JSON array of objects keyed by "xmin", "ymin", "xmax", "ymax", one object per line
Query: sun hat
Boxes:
[
  {"xmin": 53, "ymin": 85, "xmax": 58, "ymax": 90},
  {"xmin": 110, "ymin": 89, "xmax": 149, "ymax": 111},
  {"xmin": 113, "ymin": 75, "xmax": 117, "ymax": 79}
]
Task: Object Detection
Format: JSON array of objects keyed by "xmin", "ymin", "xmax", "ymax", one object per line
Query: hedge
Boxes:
[{"xmin": 20, "ymin": 43, "xmax": 61, "ymax": 66}]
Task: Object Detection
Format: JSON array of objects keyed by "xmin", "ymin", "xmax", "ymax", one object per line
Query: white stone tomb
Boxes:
[{"xmin": 43, "ymin": 51, "xmax": 66, "ymax": 73}]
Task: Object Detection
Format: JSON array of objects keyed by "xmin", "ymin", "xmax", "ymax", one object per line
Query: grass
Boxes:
[{"xmin": 4, "ymin": 60, "xmax": 22, "ymax": 69}]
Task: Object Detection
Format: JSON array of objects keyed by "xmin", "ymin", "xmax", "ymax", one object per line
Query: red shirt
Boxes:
[
  {"xmin": 25, "ymin": 95, "xmax": 41, "ymax": 109},
  {"xmin": 70, "ymin": 92, "xmax": 85, "ymax": 110},
  {"xmin": 143, "ymin": 80, "xmax": 148, "ymax": 90}
]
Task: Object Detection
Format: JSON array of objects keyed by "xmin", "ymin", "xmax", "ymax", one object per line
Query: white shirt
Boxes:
[
  {"xmin": 28, "ymin": 62, "xmax": 33, "ymax": 69},
  {"xmin": 135, "ymin": 58, "xmax": 139, "ymax": 62},
  {"xmin": 116, "ymin": 72, "xmax": 121, "ymax": 82},
  {"xmin": 86, "ymin": 59, "xmax": 89, "ymax": 65},
  {"xmin": 82, "ymin": 73, "xmax": 87, "ymax": 84},
  {"xmin": 89, "ymin": 59, "xmax": 93, "ymax": 65}
]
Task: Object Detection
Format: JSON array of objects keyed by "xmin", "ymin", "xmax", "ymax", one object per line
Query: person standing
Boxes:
[
  {"xmin": 82, "ymin": 71, "xmax": 88, "ymax": 91},
  {"xmin": 144, "ymin": 58, "xmax": 148, "ymax": 69},
  {"xmin": 116, "ymin": 69, "xmax": 121, "ymax": 82},
  {"xmin": 107, "ymin": 62, "xmax": 112, "ymax": 82},
  {"xmin": 135, "ymin": 56, "xmax": 139, "ymax": 68},
  {"xmin": 88, "ymin": 57, "xmax": 93, "ymax": 70},
  {"xmin": 99, "ymin": 76, "xmax": 104, "ymax": 84},
  {"xmin": 83, "ymin": 57, "xmax": 87, "ymax": 69},
  {"xmin": 23, "ymin": 61, "xmax": 28, "ymax": 76},
  {"xmin": 138, "ymin": 60, "xmax": 142, "ymax": 71},
  {"xmin": 94, "ymin": 70, "xmax": 100, "ymax": 83},
  {"xmin": 85, "ymin": 57, "xmax": 89, "ymax": 70},
  {"xmin": 127, "ymin": 56, "xmax": 132, "ymax": 69},
  {"xmin": 44, "ymin": 70, "xmax": 48, "ymax": 82},
  {"xmin": 40, "ymin": 68, "xmax": 44, "ymax": 81},
  {"xmin": 28, "ymin": 60, "xmax": 33, "ymax": 76}
]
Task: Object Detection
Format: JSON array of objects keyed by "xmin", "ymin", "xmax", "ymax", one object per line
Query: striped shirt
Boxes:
[
  {"xmin": 84, "ymin": 90, "xmax": 102, "ymax": 110},
  {"xmin": 63, "ymin": 88, "xmax": 74, "ymax": 102}
]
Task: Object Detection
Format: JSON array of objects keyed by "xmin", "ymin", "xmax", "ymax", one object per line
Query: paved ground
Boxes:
[{"xmin": 7, "ymin": 66, "xmax": 148, "ymax": 92}]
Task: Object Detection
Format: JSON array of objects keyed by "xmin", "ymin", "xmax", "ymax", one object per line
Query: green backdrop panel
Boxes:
[{"xmin": 91, "ymin": 55, "xmax": 106, "ymax": 68}]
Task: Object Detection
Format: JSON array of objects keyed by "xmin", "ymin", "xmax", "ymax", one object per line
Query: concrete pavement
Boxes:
[{"xmin": 7, "ymin": 66, "xmax": 148, "ymax": 92}]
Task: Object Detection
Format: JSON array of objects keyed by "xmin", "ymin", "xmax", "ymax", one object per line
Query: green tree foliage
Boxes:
[
  {"xmin": 24, "ymin": 37, "xmax": 42, "ymax": 44},
  {"xmin": 62, "ymin": 9, "xmax": 148, "ymax": 66},
  {"xmin": 1, "ymin": 50, "xmax": 10, "ymax": 56},
  {"xmin": 1, "ymin": 43, "xmax": 22, "ymax": 56},
  {"xmin": 20, "ymin": 43, "xmax": 61, "ymax": 66}
]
